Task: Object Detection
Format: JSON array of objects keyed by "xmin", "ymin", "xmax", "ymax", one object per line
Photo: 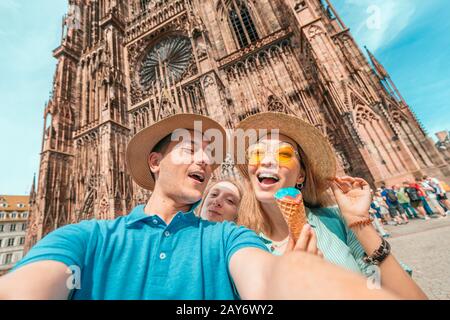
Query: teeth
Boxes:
[
  {"xmin": 258, "ymin": 173, "xmax": 279, "ymax": 181},
  {"xmin": 189, "ymin": 172, "xmax": 205, "ymax": 182},
  {"xmin": 257, "ymin": 173, "xmax": 280, "ymax": 183}
]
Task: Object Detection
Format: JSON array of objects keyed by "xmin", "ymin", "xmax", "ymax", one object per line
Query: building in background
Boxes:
[
  {"xmin": 0, "ymin": 195, "xmax": 29, "ymax": 275},
  {"xmin": 25, "ymin": 0, "xmax": 450, "ymax": 252}
]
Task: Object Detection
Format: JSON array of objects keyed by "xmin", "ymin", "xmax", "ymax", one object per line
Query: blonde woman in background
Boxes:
[{"xmin": 199, "ymin": 178, "xmax": 244, "ymax": 223}]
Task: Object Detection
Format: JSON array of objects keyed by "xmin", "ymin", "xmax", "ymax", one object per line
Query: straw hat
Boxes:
[
  {"xmin": 234, "ymin": 112, "xmax": 336, "ymax": 192},
  {"xmin": 126, "ymin": 113, "xmax": 227, "ymax": 191}
]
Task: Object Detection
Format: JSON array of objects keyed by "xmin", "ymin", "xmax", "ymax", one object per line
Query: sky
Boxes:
[
  {"xmin": 334, "ymin": 0, "xmax": 450, "ymax": 135},
  {"xmin": 0, "ymin": 0, "xmax": 449, "ymax": 195}
]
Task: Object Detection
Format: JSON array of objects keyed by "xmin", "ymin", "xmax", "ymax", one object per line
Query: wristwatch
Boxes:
[{"xmin": 363, "ymin": 237, "xmax": 391, "ymax": 266}]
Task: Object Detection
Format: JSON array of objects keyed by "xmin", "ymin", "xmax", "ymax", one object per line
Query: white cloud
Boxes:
[{"xmin": 339, "ymin": 0, "xmax": 417, "ymax": 52}]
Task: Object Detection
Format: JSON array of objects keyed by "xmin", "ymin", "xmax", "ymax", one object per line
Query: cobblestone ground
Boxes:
[{"xmin": 384, "ymin": 216, "xmax": 450, "ymax": 300}]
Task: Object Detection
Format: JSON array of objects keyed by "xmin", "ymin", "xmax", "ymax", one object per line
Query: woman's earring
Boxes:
[{"xmin": 296, "ymin": 182, "xmax": 304, "ymax": 190}]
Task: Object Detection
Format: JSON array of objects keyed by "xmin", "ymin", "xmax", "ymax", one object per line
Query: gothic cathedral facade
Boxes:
[{"xmin": 25, "ymin": 0, "xmax": 450, "ymax": 250}]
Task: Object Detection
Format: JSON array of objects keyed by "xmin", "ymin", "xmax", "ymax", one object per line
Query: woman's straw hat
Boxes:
[
  {"xmin": 234, "ymin": 112, "xmax": 336, "ymax": 191},
  {"xmin": 126, "ymin": 113, "xmax": 227, "ymax": 191}
]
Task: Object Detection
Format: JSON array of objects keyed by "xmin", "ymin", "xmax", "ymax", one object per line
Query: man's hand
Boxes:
[{"xmin": 285, "ymin": 224, "xmax": 323, "ymax": 258}]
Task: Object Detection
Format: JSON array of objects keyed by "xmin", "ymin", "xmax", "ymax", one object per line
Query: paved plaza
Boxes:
[{"xmin": 385, "ymin": 217, "xmax": 450, "ymax": 300}]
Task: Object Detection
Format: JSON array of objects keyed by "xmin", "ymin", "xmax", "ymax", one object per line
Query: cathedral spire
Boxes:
[
  {"xmin": 30, "ymin": 173, "xmax": 36, "ymax": 205},
  {"xmin": 364, "ymin": 46, "xmax": 388, "ymax": 79},
  {"xmin": 365, "ymin": 46, "xmax": 406, "ymax": 105}
]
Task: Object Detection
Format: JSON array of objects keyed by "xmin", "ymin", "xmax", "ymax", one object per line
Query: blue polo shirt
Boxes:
[{"xmin": 12, "ymin": 204, "xmax": 269, "ymax": 300}]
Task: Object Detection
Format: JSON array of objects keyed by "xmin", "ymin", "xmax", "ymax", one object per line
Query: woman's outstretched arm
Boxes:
[{"xmin": 331, "ymin": 176, "xmax": 428, "ymax": 300}]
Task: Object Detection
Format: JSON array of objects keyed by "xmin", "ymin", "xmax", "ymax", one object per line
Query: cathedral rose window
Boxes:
[{"xmin": 139, "ymin": 36, "xmax": 193, "ymax": 90}]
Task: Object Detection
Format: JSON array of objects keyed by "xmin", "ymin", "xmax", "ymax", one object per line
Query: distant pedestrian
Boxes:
[
  {"xmin": 381, "ymin": 185, "xmax": 408, "ymax": 224},
  {"xmin": 420, "ymin": 177, "xmax": 446, "ymax": 218},
  {"xmin": 426, "ymin": 177, "xmax": 450, "ymax": 215},
  {"xmin": 403, "ymin": 181, "xmax": 427, "ymax": 219},
  {"xmin": 370, "ymin": 191, "xmax": 390, "ymax": 238},
  {"xmin": 411, "ymin": 179, "xmax": 436, "ymax": 218},
  {"xmin": 374, "ymin": 190, "xmax": 394, "ymax": 225},
  {"xmin": 394, "ymin": 185, "xmax": 419, "ymax": 219}
]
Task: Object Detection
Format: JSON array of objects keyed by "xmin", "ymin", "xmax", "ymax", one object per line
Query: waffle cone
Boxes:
[{"xmin": 276, "ymin": 199, "xmax": 307, "ymax": 242}]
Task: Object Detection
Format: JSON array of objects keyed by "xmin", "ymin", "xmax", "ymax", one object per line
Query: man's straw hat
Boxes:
[
  {"xmin": 126, "ymin": 114, "xmax": 227, "ymax": 191},
  {"xmin": 234, "ymin": 112, "xmax": 336, "ymax": 191}
]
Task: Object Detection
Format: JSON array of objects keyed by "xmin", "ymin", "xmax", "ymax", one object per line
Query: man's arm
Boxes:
[
  {"xmin": 0, "ymin": 261, "xmax": 71, "ymax": 300},
  {"xmin": 229, "ymin": 248, "xmax": 399, "ymax": 300},
  {"xmin": 0, "ymin": 220, "xmax": 93, "ymax": 300}
]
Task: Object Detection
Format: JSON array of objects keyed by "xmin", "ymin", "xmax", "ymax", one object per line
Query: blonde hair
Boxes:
[
  {"xmin": 198, "ymin": 178, "xmax": 245, "ymax": 217},
  {"xmin": 237, "ymin": 147, "xmax": 334, "ymax": 236}
]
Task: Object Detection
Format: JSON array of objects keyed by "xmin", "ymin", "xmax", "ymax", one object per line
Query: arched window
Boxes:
[
  {"xmin": 228, "ymin": 1, "xmax": 259, "ymax": 48},
  {"xmin": 44, "ymin": 112, "xmax": 53, "ymax": 140}
]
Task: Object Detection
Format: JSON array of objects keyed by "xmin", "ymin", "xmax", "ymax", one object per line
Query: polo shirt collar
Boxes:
[{"xmin": 125, "ymin": 201, "xmax": 201, "ymax": 227}]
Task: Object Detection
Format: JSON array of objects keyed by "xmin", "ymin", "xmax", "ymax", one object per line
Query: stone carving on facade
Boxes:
[
  {"xmin": 377, "ymin": 103, "xmax": 402, "ymax": 139},
  {"xmin": 126, "ymin": 0, "xmax": 188, "ymax": 42},
  {"xmin": 186, "ymin": 6, "xmax": 206, "ymax": 36},
  {"xmin": 354, "ymin": 104, "xmax": 378, "ymax": 125},
  {"xmin": 202, "ymin": 74, "xmax": 215, "ymax": 88},
  {"xmin": 336, "ymin": 150, "xmax": 352, "ymax": 172},
  {"xmin": 308, "ymin": 24, "xmax": 324, "ymax": 39},
  {"xmin": 196, "ymin": 42, "xmax": 208, "ymax": 60},
  {"xmin": 221, "ymin": 153, "xmax": 235, "ymax": 178},
  {"xmin": 343, "ymin": 111, "xmax": 365, "ymax": 148},
  {"xmin": 267, "ymin": 95, "xmax": 286, "ymax": 113},
  {"xmin": 294, "ymin": 0, "xmax": 307, "ymax": 12},
  {"xmin": 219, "ymin": 28, "xmax": 292, "ymax": 67},
  {"xmin": 98, "ymin": 196, "xmax": 110, "ymax": 220}
]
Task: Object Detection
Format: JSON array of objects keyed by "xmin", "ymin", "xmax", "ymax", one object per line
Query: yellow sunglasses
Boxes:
[{"xmin": 247, "ymin": 144, "xmax": 300, "ymax": 166}]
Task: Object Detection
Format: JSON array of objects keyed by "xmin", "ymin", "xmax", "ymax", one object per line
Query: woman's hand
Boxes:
[
  {"xmin": 285, "ymin": 224, "xmax": 323, "ymax": 258},
  {"xmin": 331, "ymin": 176, "xmax": 372, "ymax": 226}
]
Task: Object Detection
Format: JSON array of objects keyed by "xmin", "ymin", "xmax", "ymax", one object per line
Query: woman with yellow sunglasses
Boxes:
[{"xmin": 234, "ymin": 112, "xmax": 426, "ymax": 300}]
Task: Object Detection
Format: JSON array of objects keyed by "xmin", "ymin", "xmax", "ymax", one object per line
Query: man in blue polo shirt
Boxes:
[{"xmin": 0, "ymin": 114, "xmax": 397, "ymax": 300}]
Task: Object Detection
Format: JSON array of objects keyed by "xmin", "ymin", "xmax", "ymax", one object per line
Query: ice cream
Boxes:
[{"xmin": 274, "ymin": 187, "xmax": 307, "ymax": 242}]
